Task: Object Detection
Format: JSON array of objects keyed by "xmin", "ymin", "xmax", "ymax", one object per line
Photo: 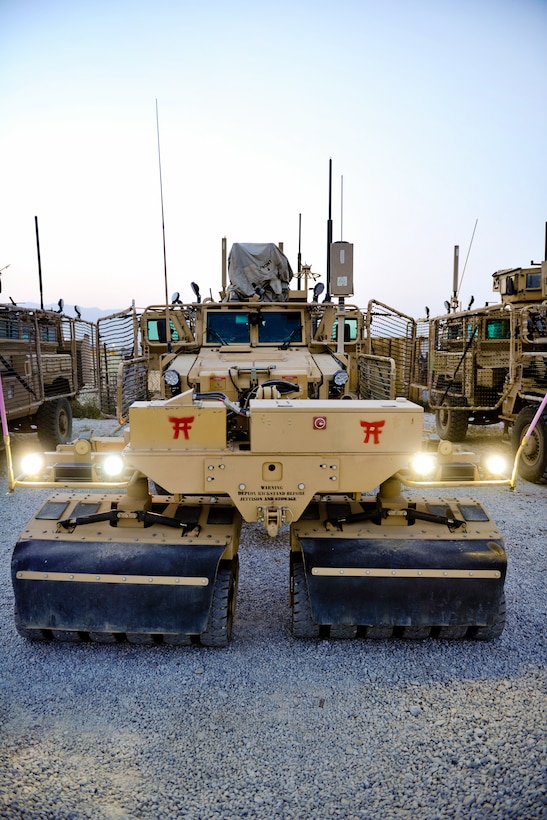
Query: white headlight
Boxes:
[
  {"xmin": 21, "ymin": 452, "xmax": 45, "ymax": 477},
  {"xmin": 102, "ymin": 455, "xmax": 124, "ymax": 478},
  {"xmin": 164, "ymin": 369, "xmax": 180, "ymax": 387},
  {"xmin": 485, "ymin": 454, "xmax": 507, "ymax": 476},
  {"xmin": 411, "ymin": 453, "xmax": 437, "ymax": 477},
  {"xmin": 333, "ymin": 369, "xmax": 349, "ymax": 386}
]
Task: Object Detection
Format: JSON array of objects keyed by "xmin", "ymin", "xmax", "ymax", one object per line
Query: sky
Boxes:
[{"xmin": 1, "ymin": 0, "xmax": 546, "ymax": 320}]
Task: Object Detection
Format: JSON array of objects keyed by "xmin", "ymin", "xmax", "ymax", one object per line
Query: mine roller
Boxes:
[{"xmin": 9, "ymin": 242, "xmax": 511, "ymax": 645}]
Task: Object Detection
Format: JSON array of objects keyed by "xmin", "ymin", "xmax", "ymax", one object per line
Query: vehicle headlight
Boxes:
[
  {"xmin": 102, "ymin": 455, "xmax": 125, "ymax": 478},
  {"xmin": 21, "ymin": 452, "xmax": 45, "ymax": 477},
  {"xmin": 164, "ymin": 369, "xmax": 181, "ymax": 387},
  {"xmin": 411, "ymin": 452, "xmax": 437, "ymax": 478},
  {"xmin": 484, "ymin": 454, "xmax": 508, "ymax": 477},
  {"xmin": 333, "ymin": 369, "xmax": 349, "ymax": 387}
]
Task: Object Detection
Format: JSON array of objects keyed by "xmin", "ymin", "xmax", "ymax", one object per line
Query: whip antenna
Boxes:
[
  {"xmin": 457, "ymin": 218, "xmax": 478, "ymax": 297},
  {"xmin": 156, "ymin": 99, "xmax": 171, "ymax": 350},
  {"xmin": 340, "ymin": 175, "xmax": 343, "ymax": 241}
]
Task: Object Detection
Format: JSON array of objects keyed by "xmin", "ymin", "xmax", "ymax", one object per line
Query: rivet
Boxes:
[
  {"xmin": 201, "ymin": 579, "xmax": 207, "ymax": 585},
  {"xmin": 339, "ymin": 569, "xmax": 345, "ymax": 575},
  {"xmin": 239, "ymin": 483, "xmax": 246, "ymax": 490},
  {"xmin": 148, "ymin": 578, "xmax": 154, "ymax": 583},
  {"xmin": 43, "ymin": 573, "xmax": 49, "ymax": 579},
  {"xmin": 122, "ymin": 577, "xmax": 127, "ymax": 582},
  {"xmin": 69, "ymin": 575, "xmax": 74, "ymax": 580},
  {"xmin": 175, "ymin": 578, "xmax": 180, "ymax": 584},
  {"xmin": 95, "ymin": 576, "xmax": 101, "ymax": 581},
  {"xmin": 208, "ymin": 465, "xmax": 214, "ymax": 470},
  {"xmin": 391, "ymin": 570, "xmax": 397, "ymax": 576},
  {"xmin": 298, "ymin": 483, "xmax": 305, "ymax": 490},
  {"xmin": 219, "ymin": 463, "xmax": 225, "ymax": 469}
]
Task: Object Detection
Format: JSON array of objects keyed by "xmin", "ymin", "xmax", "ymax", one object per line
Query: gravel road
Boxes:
[{"xmin": 0, "ymin": 417, "xmax": 545, "ymax": 819}]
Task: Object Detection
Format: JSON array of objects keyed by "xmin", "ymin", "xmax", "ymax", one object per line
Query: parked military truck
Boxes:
[
  {"xmin": 428, "ymin": 248, "xmax": 547, "ymax": 483},
  {"xmin": 10, "ymin": 242, "xmax": 510, "ymax": 645},
  {"xmin": 0, "ymin": 303, "xmax": 97, "ymax": 448}
]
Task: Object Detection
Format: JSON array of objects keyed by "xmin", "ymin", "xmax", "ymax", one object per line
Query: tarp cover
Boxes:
[{"xmin": 227, "ymin": 243, "xmax": 293, "ymax": 301}]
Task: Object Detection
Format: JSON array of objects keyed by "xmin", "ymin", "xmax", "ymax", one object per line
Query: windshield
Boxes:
[
  {"xmin": 257, "ymin": 312, "xmax": 302, "ymax": 344},
  {"xmin": 206, "ymin": 313, "xmax": 250, "ymax": 344},
  {"xmin": 205, "ymin": 311, "xmax": 303, "ymax": 345}
]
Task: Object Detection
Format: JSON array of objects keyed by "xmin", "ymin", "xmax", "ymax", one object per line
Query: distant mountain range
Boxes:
[{"xmin": 6, "ymin": 302, "xmax": 126, "ymax": 323}]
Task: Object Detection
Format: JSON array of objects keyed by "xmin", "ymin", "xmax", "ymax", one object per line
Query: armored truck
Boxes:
[
  {"xmin": 10, "ymin": 242, "xmax": 509, "ymax": 645},
  {"xmin": 0, "ymin": 303, "xmax": 97, "ymax": 448}
]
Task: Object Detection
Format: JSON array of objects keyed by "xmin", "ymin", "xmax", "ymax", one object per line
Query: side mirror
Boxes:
[{"xmin": 312, "ymin": 282, "xmax": 325, "ymax": 302}]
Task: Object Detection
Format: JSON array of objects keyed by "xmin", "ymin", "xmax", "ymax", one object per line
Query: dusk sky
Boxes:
[{"xmin": 2, "ymin": 0, "xmax": 546, "ymax": 319}]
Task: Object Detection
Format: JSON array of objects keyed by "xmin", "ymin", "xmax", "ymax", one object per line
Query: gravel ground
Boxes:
[{"xmin": 0, "ymin": 417, "xmax": 545, "ymax": 820}]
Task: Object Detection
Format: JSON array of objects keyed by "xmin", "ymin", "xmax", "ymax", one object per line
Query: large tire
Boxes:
[
  {"xmin": 435, "ymin": 397, "xmax": 469, "ymax": 442},
  {"xmin": 512, "ymin": 406, "xmax": 547, "ymax": 483},
  {"xmin": 36, "ymin": 397, "xmax": 73, "ymax": 448},
  {"xmin": 472, "ymin": 592, "xmax": 506, "ymax": 641},
  {"xmin": 200, "ymin": 559, "xmax": 238, "ymax": 647},
  {"xmin": 290, "ymin": 556, "xmax": 320, "ymax": 638}
]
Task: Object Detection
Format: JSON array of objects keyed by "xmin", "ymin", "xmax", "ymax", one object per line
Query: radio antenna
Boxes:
[
  {"xmin": 35, "ymin": 216, "xmax": 44, "ymax": 309},
  {"xmin": 156, "ymin": 99, "xmax": 171, "ymax": 350},
  {"xmin": 457, "ymin": 218, "xmax": 478, "ymax": 297},
  {"xmin": 325, "ymin": 158, "xmax": 332, "ymax": 300},
  {"xmin": 340, "ymin": 175, "xmax": 343, "ymax": 241},
  {"xmin": 297, "ymin": 213, "xmax": 302, "ymax": 282}
]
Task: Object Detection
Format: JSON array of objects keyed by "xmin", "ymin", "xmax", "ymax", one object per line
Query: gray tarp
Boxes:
[{"xmin": 226, "ymin": 243, "xmax": 293, "ymax": 302}]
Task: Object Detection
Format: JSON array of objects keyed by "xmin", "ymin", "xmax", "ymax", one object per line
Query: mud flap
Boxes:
[
  {"xmin": 298, "ymin": 537, "xmax": 506, "ymax": 628},
  {"xmin": 12, "ymin": 538, "xmax": 227, "ymax": 636}
]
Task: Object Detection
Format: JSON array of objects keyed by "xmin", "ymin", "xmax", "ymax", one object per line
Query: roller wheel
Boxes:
[
  {"xmin": 471, "ymin": 593, "xmax": 506, "ymax": 641},
  {"xmin": 329, "ymin": 624, "xmax": 358, "ymax": 639},
  {"xmin": 365, "ymin": 626, "xmax": 394, "ymax": 639},
  {"xmin": 400, "ymin": 625, "xmax": 431, "ymax": 639},
  {"xmin": 436, "ymin": 625, "xmax": 469, "ymax": 639},
  {"xmin": 290, "ymin": 557, "xmax": 320, "ymax": 638},
  {"xmin": 435, "ymin": 397, "xmax": 469, "ymax": 442},
  {"xmin": 163, "ymin": 633, "xmax": 193, "ymax": 646},
  {"xmin": 200, "ymin": 559, "xmax": 238, "ymax": 647},
  {"xmin": 14, "ymin": 609, "xmax": 51, "ymax": 641},
  {"xmin": 512, "ymin": 407, "xmax": 547, "ymax": 483},
  {"xmin": 51, "ymin": 630, "xmax": 87, "ymax": 643},
  {"xmin": 88, "ymin": 632, "xmax": 121, "ymax": 643},
  {"xmin": 36, "ymin": 398, "xmax": 73, "ymax": 448}
]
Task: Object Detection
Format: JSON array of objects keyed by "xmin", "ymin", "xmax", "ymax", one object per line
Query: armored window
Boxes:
[
  {"xmin": 526, "ymin": 272, "xmax": 541, "ymax": 290},
  {"xmin": 147, "ymin": 318, "xmax": 180, "ymax": 343},
  {"xmin": 331, "ymin": 318, "xmax": 358, "ymax": 341},
  {"xmin": 258, "ymin": 312, "xmax": 302, "ymax": 344},
  {"xmin": 485, "ymin": 318, "xmax": 510, "ymax": 339},
  {"xmin": 206, "ymin": 313, "xmax": 250, "ymax": 344}
]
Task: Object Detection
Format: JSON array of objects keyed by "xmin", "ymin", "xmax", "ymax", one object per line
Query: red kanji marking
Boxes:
[
  {"xmin": 313, "ymin": 416, "xmax": 327, "ymax": 430},
  {"xmin": 360, "ymin": 419, "xmax": 385, "ymax": 444},
  {"xmin": 169, "ymin": 415, "xmax": 195, "ymax": 440}
]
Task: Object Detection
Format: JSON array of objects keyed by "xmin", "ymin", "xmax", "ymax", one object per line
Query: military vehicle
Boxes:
[
  {"xmin": 10, "ymin": 242, "xmax": 510, "ymax": 645},
  {"xmin": 0, "ymin": 302, "xmax": 97, "ymax": 448},
  {"xmin": 426, "ymin": 232, "xmax": 547, "ymax": 483}
]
